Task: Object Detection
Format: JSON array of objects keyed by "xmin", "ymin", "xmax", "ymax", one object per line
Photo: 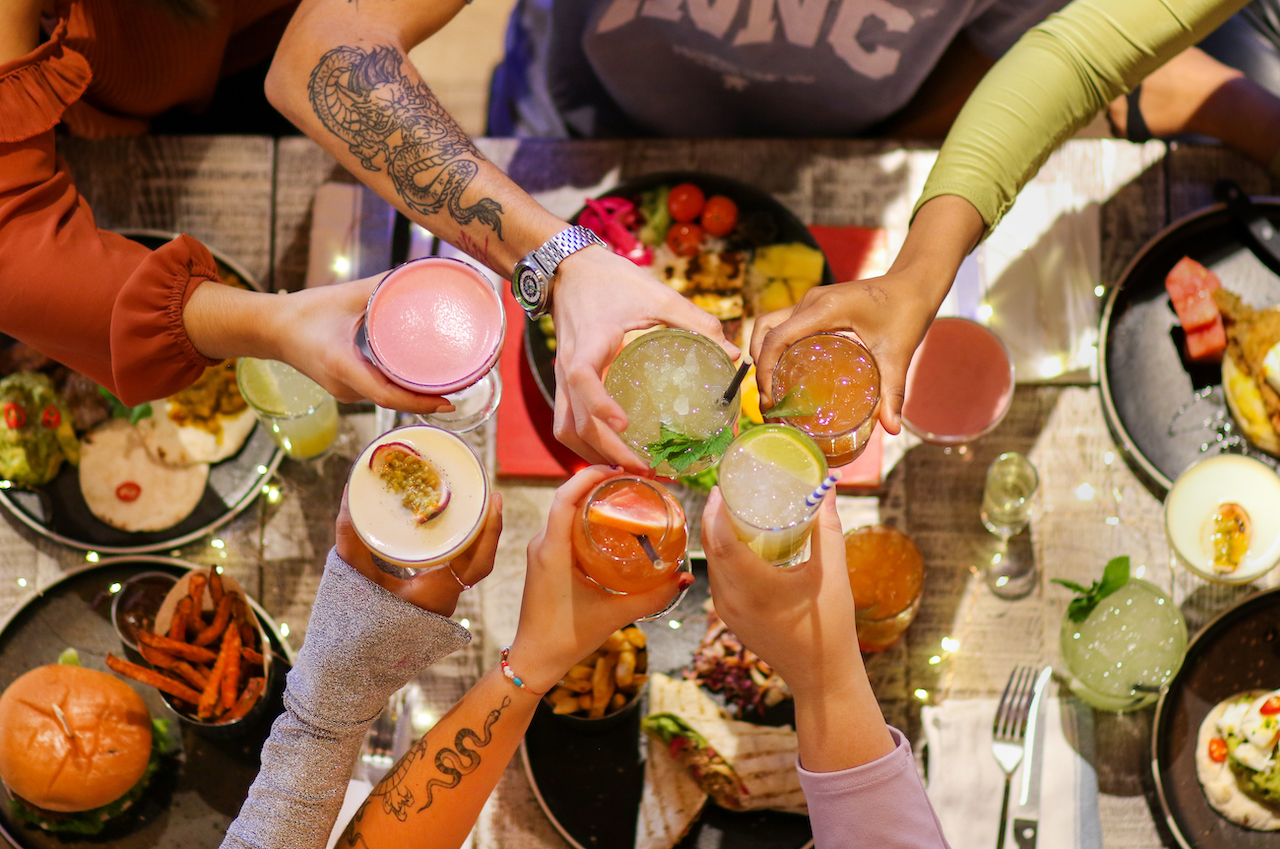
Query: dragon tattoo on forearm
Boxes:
[
  {"xmin": 337, "ymin": 696, "xmax": 511, "ymax": 847},
  {"xmin": 309, "ymin": 45, "xmax": 504, "ymax": 238}
]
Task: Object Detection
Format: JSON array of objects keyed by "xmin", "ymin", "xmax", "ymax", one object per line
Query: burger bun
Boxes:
[{"xmin": 0, "ymin": 665, "xmax": 152, "ymax": 812}]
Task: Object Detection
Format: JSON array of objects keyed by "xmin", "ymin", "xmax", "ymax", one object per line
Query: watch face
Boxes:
[{"xmin": 516, "ymin": 266, "xmax": 543, "ymax": 308}]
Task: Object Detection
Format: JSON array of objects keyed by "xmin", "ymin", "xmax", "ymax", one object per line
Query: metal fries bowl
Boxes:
[
  {"xmin": 541, "ymin": 625, "xmax": 649, "ymax": 735},
  {"xmin": 113, "ymin": 566, "xmax": 279, "ymax": 738}
]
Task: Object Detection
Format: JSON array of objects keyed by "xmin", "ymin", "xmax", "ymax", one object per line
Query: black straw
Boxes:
[
  {"xmin": 635, "ymin": 534, "xmax": 660, "ymax": 564},
  {"xmin": 720, "ymin": 361, "xmax": 751, "ymax": 407}
]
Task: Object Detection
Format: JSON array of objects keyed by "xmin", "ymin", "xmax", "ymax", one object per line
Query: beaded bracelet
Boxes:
[{"xmin": 500, "ymin": 646, "xmax": 546, "ymax": 696}]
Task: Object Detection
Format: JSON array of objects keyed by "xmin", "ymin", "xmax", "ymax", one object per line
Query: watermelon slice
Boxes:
[
  {"xmin": 1165, "ymin": 257, "xmax": 1222, "ymax": 332},
  {"xmin": 1185, "ymin": 316, "xmax": 1227, "ymax": 363}
]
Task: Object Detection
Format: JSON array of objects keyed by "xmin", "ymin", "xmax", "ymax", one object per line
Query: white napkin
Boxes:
[
  {"xmin": 325, "ymin": 779, "xmax": 374, "ymax": 849},
  {"xmin": 922, "ymin": 694, "xmax": 1102, "ymax": 849}
]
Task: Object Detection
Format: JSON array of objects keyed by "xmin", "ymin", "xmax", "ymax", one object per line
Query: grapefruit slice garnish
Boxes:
[
  {"xmin": 371, "ymin": 442, "xmax": 450, "ymax": 523},
  {"xmin": 587, "ymin": 487, "xmax": 669, "ymax": 538}
]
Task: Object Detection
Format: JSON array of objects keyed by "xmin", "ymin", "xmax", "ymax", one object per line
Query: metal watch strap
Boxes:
[{"xmin": 515, "ymin": 225, "xmax": 605, "ymax": 318}]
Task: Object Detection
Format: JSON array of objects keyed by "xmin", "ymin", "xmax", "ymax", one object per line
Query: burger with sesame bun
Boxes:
[{"xmin": 0, "ymin": 658, "xmax": 174, "ymax": 835}]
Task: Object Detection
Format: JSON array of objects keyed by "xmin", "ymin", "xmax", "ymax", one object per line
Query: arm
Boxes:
[
  {"xmin": 752, "ymin": 0, "xmax": 1248, "ymax": 431},
  {"xmin": 266, "ymin": 1, "xmax": 737, "ymax": 469},
  {"xmin": 221, "ymin": 493, "xmax": 502, "ymax": 849},
  {"xmin": 336, "ymin": 465, "xmax": 691, "ymax": 849},
  {"xmin": 701, "ymin": 490, "xmax": 948, "ymax": 848}
]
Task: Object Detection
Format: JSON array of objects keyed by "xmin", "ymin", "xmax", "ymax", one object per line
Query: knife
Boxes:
[
  {"xmin": 1011, "ymin": 666, "xmax": 1052, "ymax": 849},
  {"xmin": 1214, "ymin": 179, "xmax": 1280, "ymax": 277}
]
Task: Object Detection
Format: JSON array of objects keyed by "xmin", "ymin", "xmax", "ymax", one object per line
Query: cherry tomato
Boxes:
[
  {"xmin": 2, "ymin": 403, "xmax": 26, "ymax": 429},
  {"xmin": 667, "ymin": 184, "xmax": 706, "ymax": 223},
  {"xmin": 1208, "ymin": 737, "xmax": 1229, "ymax": 763},
  {"xmin": 1262, "ymin": 696, "xmax": 1280, "ymax": 715},
  {"xmin": 116, "ymin": 482, "xmax": 142, "ymax": 502},
  {"xmin": 666, "ymin": 222, "xmax": 704, "ymax": 257},
  {"xmin": 41, "ymin": 406, "xmax": 61, "ymax": 429},
  {"xmin": 701, "ymin": 195, "xmax": 739, "ymax": 237}
]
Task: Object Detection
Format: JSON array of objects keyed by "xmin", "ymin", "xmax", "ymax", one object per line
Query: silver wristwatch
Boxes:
[{"xmin": 511, "ymin": 226, "xmax": 606, "ymax": 319}]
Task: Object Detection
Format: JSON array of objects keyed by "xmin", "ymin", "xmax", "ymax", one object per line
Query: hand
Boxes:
[
  {"xmin": 272, "ymin": 277, "xmax": 456, "ymax": 415},
  {"xmin": 751, "ymin": 270, "xmax": 937, "ymax": 436},
  {"xmin": 700, "ymin": 486, "xmax": 857, "ymax": 698},
  {"xmin": 335, "ymin": 487, "xmax": 503, "ymax": 617},
  {"xmin": 550, "ymin": 246, "xmax": 739, "ymax": 471},
  {"xmin": 507, "ymin": 465, "xmax": 693, "ymax": 692}
]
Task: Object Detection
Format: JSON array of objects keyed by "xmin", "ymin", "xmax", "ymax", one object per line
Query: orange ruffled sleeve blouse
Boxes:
[{"xmin": 0, "ymin": 17, "xmax": 228, "ymax": 405}]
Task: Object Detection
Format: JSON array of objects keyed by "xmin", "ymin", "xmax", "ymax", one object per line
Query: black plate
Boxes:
[
  {"xmin": 1152, "ymin": 587, "xmax": 1280, "ymax": 848},
  {"xmin": 0, "ymin": 557, "xmax": 292, "ymax": 849},
  {"xmin": 521, "ymin": 560, "xmax": 813, "ymax": 849},
  {"xmin": 0, "ymin": 231, "xmax": 282, "ymax": 552},
  {"xmin": 524, "ymin": 171, "xmax": 836, "ymax": 407},
  {"xmin": 1099, "ymin": 200, "xmax": 1280, "ymax": 495}
]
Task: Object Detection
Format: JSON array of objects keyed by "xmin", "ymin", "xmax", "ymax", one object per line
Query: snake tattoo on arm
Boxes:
[
  {"xmin": 308, "ymin": 44, "xmax": 504, "ymax": 239},
  {"xmin": 337, "ymin": 696, "xmax": 512, "ymax": 848}
]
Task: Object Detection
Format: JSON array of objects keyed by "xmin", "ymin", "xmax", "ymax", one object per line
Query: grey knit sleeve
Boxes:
[{"xmin": 220, "ymin": 547, "xmax": 471, "ymax": 849}]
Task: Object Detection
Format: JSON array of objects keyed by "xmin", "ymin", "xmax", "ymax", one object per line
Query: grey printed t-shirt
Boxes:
[{"xmin": 499, "ymin": 0, "xmax": 1069, "ymax": 138}]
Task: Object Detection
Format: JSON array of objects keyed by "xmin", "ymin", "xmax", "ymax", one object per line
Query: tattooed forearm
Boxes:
[
  {"xmin": 308, "ymin": 45, "xmax": 504, "ymax": 238},
  {"xmin": 337, "ymin": 696, "xmax": 513, "ymax": 847}
]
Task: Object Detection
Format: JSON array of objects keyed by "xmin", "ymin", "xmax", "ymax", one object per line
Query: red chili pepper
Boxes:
[
  {"xmin": 1208, "ymin": 737, "xmax": 1228, "ymax": 763},
  {"xmin": 1261, "ymin": 696, "xmax": 1280, "ymax": 715},
  {"xmin": 2, "ymin": 403, "xmax": 26, "ymax": 429},
  {"xmin": 116, "ymin": 482, "xmax": 142, "ymax": 502},
  {"xmin": 41, "ymin": 406, "xmax": 61, "ymax": 429}
]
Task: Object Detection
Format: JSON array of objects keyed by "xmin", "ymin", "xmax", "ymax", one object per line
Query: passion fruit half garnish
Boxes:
[
  {"xmin": 370, "ymin": 442, "xmax": 451, "ymax": 523},
  {"xmin": 1210, "ymin": 502, "xmax": 1251, "ymax": 574}
]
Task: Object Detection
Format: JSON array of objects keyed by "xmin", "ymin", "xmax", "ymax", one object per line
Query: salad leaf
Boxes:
[
  {"xmin": 763, "ymin": 387, "xmax": 817, "ymax": 419},
  {"xmin": 1052, "ymin": 555, "xmax": 1131, "ymax": 623},
  {"xmin": 58, "ymin": 647, "xmax": 81, "ymax": 666},
  {"xmin": 647, "ymin": 423, "xmax": 733, "ymax": 474},
  {"xmin": 679, "ymin": 463, "xmax": 719, "ymax": 494},
  {"xmin": 638, "ymin": 186, "xmax": 672, "ymax": 248},
  {"xmin": 641, "ymin": 713, "xmax": 708, "ymax": 749},
  {"xmin": 96, "ymin": 386, "xmax": 152, "ymax": 424}
]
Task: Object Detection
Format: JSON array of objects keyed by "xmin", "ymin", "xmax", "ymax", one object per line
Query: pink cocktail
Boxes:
[
  {"xmin": 901, "ymin": 317, "xmax": 1014, "ymax": 445},
  {"xmin": 365, "ymin": 257, "xmax": 506, "ymax": 431}
]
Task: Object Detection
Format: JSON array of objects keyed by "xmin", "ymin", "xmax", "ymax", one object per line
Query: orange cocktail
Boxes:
[
  {"xmin": 572, "ymin": 476, "xmax": 688, "ymax": 595},
  {"xmin": 845, "ymin": 525, "xmax": 925, "ymax": 652},
  {"xmin": 770, "ymin": 333, "xmax": 879, "ymax": 466}
]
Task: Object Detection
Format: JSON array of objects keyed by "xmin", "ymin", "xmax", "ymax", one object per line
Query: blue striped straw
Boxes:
[{"xmin": 805, "ymin": 472, "xmax": 841, "ymax": 507}]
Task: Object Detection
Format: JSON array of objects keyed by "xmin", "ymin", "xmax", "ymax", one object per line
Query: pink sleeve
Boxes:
[{"xmin": 797, "ymin": 728, "xmax": 950, "ymax": 849}]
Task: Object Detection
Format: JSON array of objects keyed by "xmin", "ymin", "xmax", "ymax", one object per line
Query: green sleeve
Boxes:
[{"xmin": 915, "ymin": 0, "xmax": 1250, "ymax": 232}]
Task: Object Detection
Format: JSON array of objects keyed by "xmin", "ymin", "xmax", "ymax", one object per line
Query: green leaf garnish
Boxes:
[
  {"xmin": 1052, "ymin": 556, "xmax": 1131, "ymax": 623},
  {"xmin": 97, "ymin": 386, "xmax": 152, "ymax": 423},
  {"xmin": 58, "ymin": 647, "xmax": 81, "ymax": 666},
  {"xmin": 647, "ymin": 423, "xmax": 733, "ymax": 473},
  {"xmin": 763, "ymin": 387, "xmax": 816, "ymax": 419}
]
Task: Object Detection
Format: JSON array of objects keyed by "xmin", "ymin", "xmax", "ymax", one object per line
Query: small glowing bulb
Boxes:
[
  {"xmin": 279, "ymin": 623, "xmax": 290, "ymax": 637},
  {"xmin": 257, "ymin": 465, "xmax": 268, "ymax": 475},
  {"xmin": 211, "ymin": 539, "xmax": 225, "ymax": 549},
  {"xmin": 1094, "ymin": 284, "xmax": 1105, "ymax": 297},
  {"xmin": 86, "ymin": 551, "xmax": 99, "ymax": 563},
  {"xmin": 332, "ymin": 256, "xmax": 351, "ymax": 275},
  {"xmin": 941, "ymin": 637, "xmax": 960, "ymax": 652},
  {"xmin": 977, "ymin": 303, "xmax": 994, "ymax": 322},
  {"xmin": 914, "ymin": 689, "xmax": 929, "ymax": 701},
  {"xmin": 459, "ymin": 618, "xmax": 471, "ymax": 629},
  {"xmin": 1135, "ymin": 564, "xmax": 1146, "ymax": 579},
  {"xmin": 1039, "ymin": 355, "xmax": 1064, "ymax": 378},
  {"xmin": 216, "ymin": 565, "xmax": 224, "ymax": 574},
  {"xmin": 1103, "ymin": 451, "xmax": 1114, "ymax": 465},
  {"xmin": 262, "ymin": 484, "xmax": 272, "ymax": 494},
  {"xmin": 996, "ymin": 575, "xmax": 1009, "ymax": 587},
  {"xmin": 1076, "ymin": 482, "xmax": 1096, "ymax": 501},
  {"xmin": 268, "ymin": 487, "xmax": 282, "ymax": 503},
  {"xmin": 669, "ymin": 620, "xmax": 681, "ymax": 629},
  {"xmin": 1106, "ymin": 516, "xmax": 1119, "ymax": 525},
  {"xmin": 415, "ymin": 711, "xmax": 434, "ymax": 728},
  {"xmin": 992, "ymin": 553, "xmax": 1002, "ymax": 565},
  {"xmin": 0, "ymin": 480, "xmax": 10, "ymax": 489},
  {"xmin": 16, "ymin": 577, "xmax": 27, "ymax": 587},
  {"xmin": 109, "ymin": 582, "xmax": 122, "ymax": 594},
  {"xmin": 928, "ymin": 655, "xmax": 941, "ymax": 665}
]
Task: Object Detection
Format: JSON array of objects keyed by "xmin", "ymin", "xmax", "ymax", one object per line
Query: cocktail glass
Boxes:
[
  {"xmin": 768, "ymin": 333, "xmax": 880, "ymax": 466},
  {"xmin": 845, "ymin": 525, "xmax": 925, "ymax": 652},
  {"xmin": 236, "ymin": 358, "xmax": 338, "ymax": 459},
  {"xmin": 604, "ymin": 329, "xmax": 740, "ymax": 477},
  {"xmin": 718, "ymin": 425, "xmax": 828, "ymax": 567},
  {"xmin": 981, "ymin": 452, "xmax": 1039, "ymax": 537},
  {"xmin": 347, "ymin": 424, "xmax": 490, "ymax": 574},
  {"xmin": 1058, "ymin": 579, "xmax": 1187, "ymax": 712},
  {"xmin": 901, "ymin": 317, "xmax": 1015, "ymax": 448},
  {"xmin": 571, "ymin": 475, "xmax": 689, "ymax": 620},
  {"xmin": 363, "ymin": 256, "xmax": 506, "ymax": 433},
  {"xmin": 1164, "ymin": 454, "xmax": 1280, "ymax": 585}
]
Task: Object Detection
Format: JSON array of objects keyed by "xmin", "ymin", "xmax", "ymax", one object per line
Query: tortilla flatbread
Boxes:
[
  {"xmin": 635, "ymin": 733, "xmax": 707, "ymax": 849},
  {"xmin": 137, "ymin": 399, "xmax": 256, "ymax": 466},
  {"xmin": 1196, "ymin": 690, "xmax": 1280, "ymax": 830},
  {"xmin": 79, "ymin": 420, "xmax": 209, "ymax": 532}
]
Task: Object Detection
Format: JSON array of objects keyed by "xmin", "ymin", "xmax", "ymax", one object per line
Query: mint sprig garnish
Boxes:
[
  {"xmin": 1052, "ymin": 555, "xmax": 1131, "ymax": 623},
  {"xmin": 97, "ymin": 386, "xmax": 152, "ymax": 424},
  {"xmin": 647, "ymin": 423, "xmax": 733, "ymax": 473}
]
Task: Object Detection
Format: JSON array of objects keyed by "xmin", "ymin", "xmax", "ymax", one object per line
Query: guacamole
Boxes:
[
  {"xmin": 1226, "ymin": 732, "xmax": 1280, "ymax": 804},
  {"xmin": 0, "ymin": 373, "xmax": 79, "ymax": 488}
]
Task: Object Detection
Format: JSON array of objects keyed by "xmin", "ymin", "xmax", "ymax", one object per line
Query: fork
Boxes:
[{"xmin": 992, "ymin": 666, "xmax": 1037, "ymax": 849}]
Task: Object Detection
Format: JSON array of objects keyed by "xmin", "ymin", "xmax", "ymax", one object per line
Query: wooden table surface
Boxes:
[{"xmin": 2, "ymin": 135, "xmax": 1277, "ymax": 849}]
